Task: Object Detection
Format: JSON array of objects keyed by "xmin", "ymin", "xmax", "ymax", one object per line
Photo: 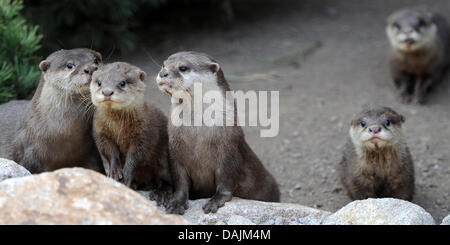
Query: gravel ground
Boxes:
[{"xmin": 121, "ymin": 0, "xmax": 450, "ymax": 222}]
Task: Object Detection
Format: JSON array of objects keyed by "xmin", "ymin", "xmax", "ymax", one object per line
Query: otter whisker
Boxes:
[{"xmin": 143, "ymin": 48, "xmax": 162, "ymax": 68}]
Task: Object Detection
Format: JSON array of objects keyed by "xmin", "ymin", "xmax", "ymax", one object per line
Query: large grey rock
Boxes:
[
  {"xmin": 0, "ymin": 167, "xmax": 188, "ymax": 225},
  {"xmin": 0, "ymin": 158, "xmax": 31, "ymax": 182},
  {"xmin": 139, "ymin": 193, "xmax": 331, "ymax": 225},
  {"xmin": 323, "ymin": 198, "xmax": 435, "ymax": 225},
  {"xmin": 441, "ymin": 215, "xmax": 450, "ymax": 225},
  {"xmin": 183, "ymin": 198, "xmax": 331, "ymax": 225}
]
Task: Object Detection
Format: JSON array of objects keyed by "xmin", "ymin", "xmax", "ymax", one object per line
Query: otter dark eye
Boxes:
[
  {"xmin": 97, "ymin": 80, "xmax": 102, "ymax": 87},
  {"xmin": 385, "ymin": 119, "xmax": 391, "ymax": 127},
  {"xmin": 119, "ymin": 81, "xmax": 126, "ymax": 87},
  {"xmin": 67, "ymin": 63, "xmax": 74, "ymax": 69},
  {"xmin": 94, "ymin": 58, "xmax": 99, "ymax": 65},
  {"xmin": 179, "ymin": 66, "xmax": 188, "ymax": 72},
  {"xmin": 417, "ymin": 19, "xmax": 427, "ymax": 28},
  {"xmin": 393, "ymin": 22, "xmax": 401, "ymax": 30},
  {"xmin": 360, "ymin": 120, "xmax": 367, "ymax": 128}
]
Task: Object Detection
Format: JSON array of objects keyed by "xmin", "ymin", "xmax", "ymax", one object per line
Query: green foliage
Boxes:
[
  {"xmin": 23, "ymin": 0, "xmax": 235, "ymax": 55},
  {"xmin": 23, "ymin": 0, "xmax": 169, "ymax": 55},
  {"xmin": 220, "ymin": 0, "xmax": 235, "ymax": 22},
  {"xmin": 0, "ymin": 0, "xmax": 42, "ymax": 104}
]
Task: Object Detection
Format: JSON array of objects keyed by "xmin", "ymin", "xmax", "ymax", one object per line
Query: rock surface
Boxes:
[
  {"xmin": 0, "ymin": 163, "xmax": 441, "ymax": 225},
  {"xmin": 441, "ymin": 215, "xmax": 450, "ymax": 225},
  {"xmin": 0, "ymin": 167, "xmax": 188, "ymax": 225},
  {"xmin": 0, "ymin": 158, "xmax": 31, "ymax": 182},
  {"xmin": 323, "ymin": 198, "xmax": 436, "ymax": 225},
  {"xmin": 140, "ymin": 192, "xmax": 331, "ymax": 225}
]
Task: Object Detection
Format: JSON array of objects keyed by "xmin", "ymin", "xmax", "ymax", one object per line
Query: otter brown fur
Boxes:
[
  {"xmin": 156, "ymin": 51, "xmax": 280, "ymax": 214},
  {"xmin": 339, "ymin": 106, "xmax": 414, "ymax": 201},
  {"xmin": 10, "ymin": 48, "xmax": 103, "ymax": 173},
  {"xmin": 387, "ymin": 7, "xmax": 450, "ymax": 104},
  {"xmin": 91, "ymin": 62, "xmax": 171, "ymax": 204}
]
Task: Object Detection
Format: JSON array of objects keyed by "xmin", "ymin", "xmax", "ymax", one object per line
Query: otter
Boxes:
[
  {"xmin": 91, "ymin": 62, "xmax": 171, "ymax": 205},
  {"xmin": 339, "ymin": 106, "xmax": 414, "ymax": 201},
  {"xmin": 156, "ymin": 51, "xmax": 280, "ymax": 214},
  {"xmin": 386, "ymin": 7, "xmax": 450, "ymax": 104},
  {"xmin": 9, "ymin": 48, "xmax": 104, "ymax": 173}
]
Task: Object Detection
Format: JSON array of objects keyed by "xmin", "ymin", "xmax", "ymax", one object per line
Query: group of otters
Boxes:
[{"xmin": 0, "ymin": 7, "xmax": 448, "ymax": 214}]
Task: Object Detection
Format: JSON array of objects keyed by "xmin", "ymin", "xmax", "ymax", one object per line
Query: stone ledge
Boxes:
[
  {"xmin": 0, "ymin": 167, "xmax": 187, "ymax": 225},
  {"xmin": 140, "ymin": 193, "xmax": 331, "ymax": 225},
  {"xmin": 0, "ymin": 158, "xmax": 31, "ymax": 182},
  {"xmin": 322, "ymin": 198, "xmax": 436, "ymax": 225},
  {"xmin": 0, "ymin": 159, "xmax": 442, "ymax": 225}
]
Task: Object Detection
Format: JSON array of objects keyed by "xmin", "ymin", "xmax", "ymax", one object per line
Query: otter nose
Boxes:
[
  {"xmin": 84, "ymin": 66, "xmax": 98, "ymax": 75},
  {"xmin": 159, "ymin": 71, "xmax": 169, "ymax": 78},
  {"xmin": 102, "ymin": 90, "xmax": 114, "ymax": 97},
  {"xmin": 404, "ymin": 38, "xmax": 416, "ymax": 45},
  {"xmin": 369, "ymin": 126, "xmax": 382, "ymax": 134}
]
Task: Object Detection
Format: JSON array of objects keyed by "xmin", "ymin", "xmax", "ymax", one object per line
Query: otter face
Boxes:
[
  {"xmin": 90, "ymin": 62, "xmax": 147, "ymax": 110},
  {"xmin": 349, "ymin": 107, "xmax": 405, "ymax": 150},
  {"xmin": 386, "ymin": 9, "xmax": 437, "ymax": 52},
  {"xmin": 39, "ymin": 48, "xmax": 102, "ymax": 94},
  {"xmin": 156, "ymin": 51, "xmax": 220, "ymax": 97}
]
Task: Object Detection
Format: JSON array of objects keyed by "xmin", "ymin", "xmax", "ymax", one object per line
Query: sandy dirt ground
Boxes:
[{"xmin": 120, "ymin": 0, "xmax": 450, "ymax": 222}]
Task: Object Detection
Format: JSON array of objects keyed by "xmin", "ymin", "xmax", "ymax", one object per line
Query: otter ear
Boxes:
[
  {"xmin": 209, "ymin": 62, "xmax": 220, "ymax": 74},
  {"xmin": 39, "ymin": 60, "xmax": 50, "ymax": 72},
  {"xmin": 93, "ymin": 51, "xmax": 102, "ymax": 63},
  {"xmin": 350, "ymin": 118, "xmax": 358, "ymax": 127},
  {"xmin": 398, "ymin": 114, "xmax": 406, "ymax": 124},
  {"xmin": 138, "ymin": 70, "xmax": 147, "ymax": 82},
  {"xmin": 350, "ymin": 113, "xmax": 359, "ymax": 126}
]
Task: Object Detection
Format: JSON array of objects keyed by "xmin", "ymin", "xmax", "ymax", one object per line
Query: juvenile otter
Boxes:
[
  {"xmin": 91, "ymin": 62, "xmax": 172, "ymax": 203},
  {"xmin": 386, "ymin": 7, "xmax": 450, "ymax": 104},
  {"xmin": 156, "ymin": 51, "xmax": 280, "ymax": 214},
  {"xmin": 11, "ymin": 48, "xmax": 103, "ymax": 173},
  {"xmin": 339, "ymin": 106, "xmax": 414, "ymax": 201}
]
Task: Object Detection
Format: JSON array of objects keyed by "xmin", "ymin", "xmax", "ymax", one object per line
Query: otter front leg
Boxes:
[
  {"xmin": 122, "ymin": 144, "xmax": 144, "ymax": 188},
  {"xmin": 83, "ymin": 151, "xmax": 105, "ymax": 174},
  {"xmin": 412, "ymin": 73, "xmax": 442, "ymax": 104},
  {"xmin": 393, "ymin": 73, "xmax": 413, "ymax": 103},
  {"xmin": 349, "ymin": 176, "xmax": 377, "ymax": 200},
  {"xmin": 203, "ymin": 187, "xmax": 233, "ymax": 213},
  {"xmin": 412, "ymin": 77, "xmax": 427, "ymax": 104},
  {"xmin": 13, "ymin": 143, "xmax": 43, "ymax": 173},
  {"xmin": 166, "ymin": 160, "xmax": 190, "ymax": 215},
  {"xmin": 96, "ymin": 137, "xmax": 122, "ymax": 181},
  {"xmin": 105, "ymin": 154, "xmax": 122, "ymax": 181},
  {"xmin": 100, "ymin": 155, "xmax": 110, "ymax": 175},
  {"xmin": 148, "ymin": 182, "xmax": 173, "ymax": 208},
  {"xmin": 202, "ymin": 154, "xmax": 238, "ymax": 213}
]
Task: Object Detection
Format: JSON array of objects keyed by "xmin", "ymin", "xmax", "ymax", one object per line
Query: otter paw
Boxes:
[
  {"xmin": 202, "ymin": 199, "xmax": 224, "ymax": 214},
  {"xmin": 149, "ymin": 189, "xmax": 172, "ymax": 207},
  {"xmin": 121, "ymin": 176, "xmax": 134, "ymax": 188},
  {"xmin": 398, "ymin": 93, "xmax": 412, "ymax": 104},
  {"xmin": 166, "ymin": 199, "xmax": 188, "ymax": 215},
  {"xmin": 108, "ymin": 166, "xmax": 123, "ymax": 182},
  {"xmin": 412, "ymin": 95, "xmax": 426, "ymax": 105}
]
